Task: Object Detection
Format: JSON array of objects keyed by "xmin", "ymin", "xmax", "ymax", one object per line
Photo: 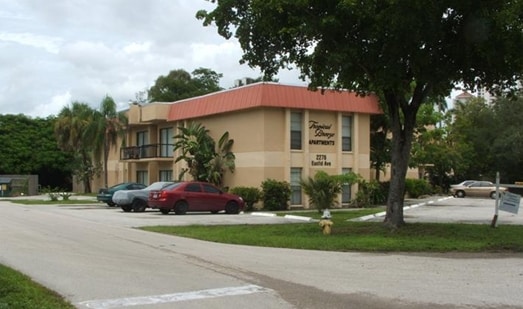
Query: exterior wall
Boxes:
[{"xmin": 178, "ymin": 107, "xmax": 285, "ymax": 189}]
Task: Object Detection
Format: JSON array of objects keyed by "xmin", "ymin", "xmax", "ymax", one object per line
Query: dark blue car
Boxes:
[{"xmin": 96, "ymin": 182, "xmax": 146, "ymax": 206}]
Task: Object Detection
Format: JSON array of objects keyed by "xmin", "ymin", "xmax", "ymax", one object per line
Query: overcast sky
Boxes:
[{"xmin": 0, "ymin": 0, "xmax": 306, "ymax": 118}]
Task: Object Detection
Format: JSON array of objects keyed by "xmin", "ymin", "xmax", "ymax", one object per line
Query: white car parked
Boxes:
[{"xmin": 112, "ymin": 181, "xmax": 174, "ymax": 212}]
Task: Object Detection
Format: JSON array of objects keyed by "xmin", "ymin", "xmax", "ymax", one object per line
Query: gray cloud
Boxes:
[{"xmin": 0, "ymin": 0, "xmax": 305, "ymax": 118}]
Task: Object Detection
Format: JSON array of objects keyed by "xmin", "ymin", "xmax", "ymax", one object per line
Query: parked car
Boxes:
[
  {"xmin": 112, "ymin": 181, "xmax": 175, "ymax": 212},
  {"xmin": 450, "ymin": 180, "xmax": 478, "ymax": 189},
  {"xmin": 96, "ymin": 182, "xmax": 146, "ymax": 206},
  {"xmin": 148, "ymin": 181, "xmax": 245, "ymax": 215},
  {"xmin": 450, "ymin": 180, "xmax": 507, "ymax": 199}
]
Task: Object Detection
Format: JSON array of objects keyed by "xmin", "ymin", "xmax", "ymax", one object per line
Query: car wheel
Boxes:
[
  {"xmin": 225, "ymin": 201, "xmax": 240, "ymax": 214},
  {"xmin": 160, "ymin": 208, "xmax": 170, "ymax": 215},
  {"xmin": 174, "ymin": 201, "xmax": 188, "ymax": 215},
  {"xmin": 132, "ymin": 199, "xmax": 147, "ymax": 212},
  {"xmin": 455, "ymin": 190, "xmax": 465, "ymax": 198},
  {"xmin": 490, "ymin": 191, "xmax": 499, "ymax": 199},
  {"xmin": 106, "ymin": 202, "xmax": 115, "ymax": 207},
  {"xmin": 121, "ymin": 205, "xmax": 132, "ymax": 212}
]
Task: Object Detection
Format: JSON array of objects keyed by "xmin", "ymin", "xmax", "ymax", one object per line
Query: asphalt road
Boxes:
[{"xmin": 1, "ymin": 196, "xmax": 522, "ymax": 309}]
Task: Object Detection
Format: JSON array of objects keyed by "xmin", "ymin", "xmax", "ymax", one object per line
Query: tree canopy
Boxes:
[
  {"xmin": 148, "ymin": 68, "xmax": 223, "ymax": 102},
  {"xmin": 448, "ymin": 93, "xmax": 523, "ymax": 184},
  {"xmin": 0, "ymin": 114, "xmax": 74, "ymax": 190},
  {"xmin": 54, "ymin": 102, "xmax": 99, "ymax": 193},
  {"xmin": 198, "ymin": 1, "xmax": 523, "ymax": 227}
]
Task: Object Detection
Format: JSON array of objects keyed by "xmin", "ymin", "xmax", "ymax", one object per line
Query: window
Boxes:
[
  {"xmin": 136, "ymin": 171, "xmax": 148, "ymax": 185},
  {"xmin": 341, "ymin": 168, "xmax": 352, "ymax": 204},
  {"xmin": 136, "ymin": 131, "xmax": 148, "ymax": 157},
  {"xmin": 290, "ymin": 168, "xmax": 302, "ymax": 205},
  {"xmin": 342, "ymin": 115, "xmax": 352, "ymax": 151},
  {"xmin": 159, "ymin": 170, "xmax": 172, "ymax": 181},
  {"xmin": 203, "ymin": 183, "xmax": 220, "ymax": 194},
  {"xmin": 290, "ymin": 112, "xmax": 302, "ymax": 150},
  {"xmin": 185, "ymin": 183, "xmax": 202, "ymax": 192},
  {"xmin": 159, "ymin": 128, "xmax": 174, "ymax": 157}
]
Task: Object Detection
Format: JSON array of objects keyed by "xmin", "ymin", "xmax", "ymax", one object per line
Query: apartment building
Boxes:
[{"xmin": 93, "ymin": 82, "xmax": 382, "ymax": 208}]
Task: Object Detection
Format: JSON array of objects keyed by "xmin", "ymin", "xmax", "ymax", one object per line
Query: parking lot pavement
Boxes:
[
  {"xmin": 360, "ymin": 195, "xmax": 523, "ymax": 225},
  {"xmin": 3, "ymin": 194, "xmax": 523, "ymax": 226}
]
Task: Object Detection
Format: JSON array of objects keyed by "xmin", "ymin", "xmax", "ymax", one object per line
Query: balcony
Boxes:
[{"xmin": 120, "ymin": 144, "xmax": 175, "ymax": 160}]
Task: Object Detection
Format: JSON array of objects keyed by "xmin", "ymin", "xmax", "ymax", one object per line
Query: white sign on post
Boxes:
[{"xmin": 499, "ymin": 192, "xmax": 521, "ymax": 214}]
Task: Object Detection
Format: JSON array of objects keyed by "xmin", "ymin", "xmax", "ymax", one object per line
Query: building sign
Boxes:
[
  {"xmin": 309, "ymin": 120, "xmax": 335, "ymax": 146},
  {"xmin": 310, "ymin": 153, "xmax": 334, "ymax": 167},
  {"xmin": 500, "ymin": 192, "xmax": 521, "ymax": 214}
]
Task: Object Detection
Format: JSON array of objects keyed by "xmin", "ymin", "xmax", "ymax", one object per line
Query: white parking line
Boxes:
[{"xmin": 78, "ymin": 284, "xmax": 271, "ymax": 309}]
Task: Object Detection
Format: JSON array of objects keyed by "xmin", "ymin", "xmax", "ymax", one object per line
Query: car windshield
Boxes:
[
  {"xmin": 145, "ymin": 182, "xmax": 174, "ymax": 190},
  {"xmin": 110, "ymin": 183, "xmax": 128, "ymax": 190},
  {"xmin": 163, "ymin": 182, "xmax": 183, "ymax": 190}
]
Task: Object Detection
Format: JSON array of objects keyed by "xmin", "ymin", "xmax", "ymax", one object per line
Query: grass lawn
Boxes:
[
  {"xmin": 141, "ymin": 209, "xmax": 523, "ymax": 253},
  {"xmin": 0, "ymin": 264, "xmax": 74, "ymax": 309}
]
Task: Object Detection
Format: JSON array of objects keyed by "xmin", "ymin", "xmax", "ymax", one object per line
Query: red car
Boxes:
[{"xmin": 148, "ymin": 181, "xmax": 245, "ymax": 215}]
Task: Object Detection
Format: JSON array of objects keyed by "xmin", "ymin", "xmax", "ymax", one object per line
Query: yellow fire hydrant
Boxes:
[{"xmin": 319, "ymin": 209, "xmax": 333, "ymax": 235}]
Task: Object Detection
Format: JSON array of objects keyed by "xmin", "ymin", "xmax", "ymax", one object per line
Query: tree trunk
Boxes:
[
  {"xmin": 103, "ymin": 140, "xmax": 109, "ymax": 188},
  {"xmin": 383, "ymin": 89, "xmax": 423, "ymax": 228}
]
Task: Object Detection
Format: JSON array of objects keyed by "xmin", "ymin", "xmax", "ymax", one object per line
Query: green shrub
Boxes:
[
  {"xmin": 300, "ymin": 171, "xmax": 360, "ymax": 212},
  {"xmin": 352, "ymin": 179, "xmax": 387, "ymax": 207},
  {"xmin": 59, "ymin": 192, "xmax": 72, "ymax": 201},
  {"xmin": 261, "ymin": 179, "xmax": 291, "ymax": 211},
  {"xmin": 405, "ymin": 179, "xmax": 433, "ymax": 198},
  {"xmin": 230, "ymin": 186, "xmax": 261, "ymax": 211}
]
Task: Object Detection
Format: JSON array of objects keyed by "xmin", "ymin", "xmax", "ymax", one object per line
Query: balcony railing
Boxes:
[{"xmin": 120, "ymin": 144, "xmax": 175, "ymax": 160}]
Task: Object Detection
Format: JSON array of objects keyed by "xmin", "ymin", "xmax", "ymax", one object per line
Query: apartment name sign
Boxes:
[{"xmin": 308, "ymin": 120, "xmax": 336, "ymax": 146}]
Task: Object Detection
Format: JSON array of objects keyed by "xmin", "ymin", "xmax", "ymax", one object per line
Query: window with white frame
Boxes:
[
  {"xmin": 342, "ymin": 115, "xmax": 352, "ymax": 151},
  {"xmin": 290, "ymin": 168, "xmax": 302, "ymax": 205},
  {"xmin": 290, "ymin": 112, "xmax": 302, "ymax": 150}
]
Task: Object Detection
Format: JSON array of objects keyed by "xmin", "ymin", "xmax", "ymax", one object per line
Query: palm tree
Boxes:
[
  {"xmin": 173, "ymin": 123, "xmax": 235, "ymax": 187},
  {"xmin": 92, "ymin": 95, "xmax": 127, "ymax": 188},
  {"xmin": 173, "ymin": 123, "xmax": 215, "ymax": 181},
  {"xmin": 54, "ymin": 102, "xmax": 98, "ymax": 193},
  {"xmin": 206, "ymin": 131, "xmax": 235, "ymax": 187}
]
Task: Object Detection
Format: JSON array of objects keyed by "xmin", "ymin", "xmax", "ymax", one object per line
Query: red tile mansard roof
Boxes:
[{"xmin": 167, "ymin": 82, "xmax": 382, "ymax": 121}]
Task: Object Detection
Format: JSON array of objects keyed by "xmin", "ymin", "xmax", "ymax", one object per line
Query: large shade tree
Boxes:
[
  {"xmin": 198, "ymin": 1, "xmax": 523, "ymax": 227},
  {"xmin": 448, "ymin": 97, "xmax": 495, "ymax": 180},
  {"xmin": 148, "ymin": 68, "xmax": 223, "ymax": 102},
  {"xmin": 0, "ymin": 114, "xmax": 74, "ymax": 190}
]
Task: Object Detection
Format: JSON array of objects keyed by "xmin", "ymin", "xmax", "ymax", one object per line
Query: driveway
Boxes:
[{"xmin": 0, "ymin": 196, "xmax": 522, "ymax": 309}]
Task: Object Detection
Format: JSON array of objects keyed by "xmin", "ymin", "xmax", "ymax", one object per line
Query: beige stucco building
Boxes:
[{"xmin": 92, "ymin": 83, "xmax": 382, "ymax": 208}]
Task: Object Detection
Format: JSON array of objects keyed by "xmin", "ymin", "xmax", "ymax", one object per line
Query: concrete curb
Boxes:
[
  {"xmin": 249, "ymin": 196, "xmax": 455, "ymax": 223},
  {"xmin": 250, "ymin": 212, "xmax": 277, "ymax": 217},
  {"xmin": 351, "ymin": 196, "xmax": 454, "ymax": 222},
  {"xmin": 283, "ymin": 215, "xmax": 316, "ymax": 222}
]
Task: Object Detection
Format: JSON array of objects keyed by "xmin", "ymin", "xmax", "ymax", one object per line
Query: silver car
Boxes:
[
  {"xmin": 450, "ymin": 180, "xmax": 507, "ymax": 199},
  {"xmin": 112, "ymin": 181, "xmax": 174, "ymax": 212}
]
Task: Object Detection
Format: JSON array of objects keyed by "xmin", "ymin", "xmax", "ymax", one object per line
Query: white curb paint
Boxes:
[
  {"xmin": 284, "ymin": 215, "xmax": 313, "ymax": 221},
  {"xmin": 351, "ymin": 196, "xmax": 454, "ymax": 222},
  {"xmin": 250, "ymin": 212, "xmax": 277, "ymax": 217},
  {"xmin": 78, "ymin": 285, "xmax": 271, "ymax": 309}
]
